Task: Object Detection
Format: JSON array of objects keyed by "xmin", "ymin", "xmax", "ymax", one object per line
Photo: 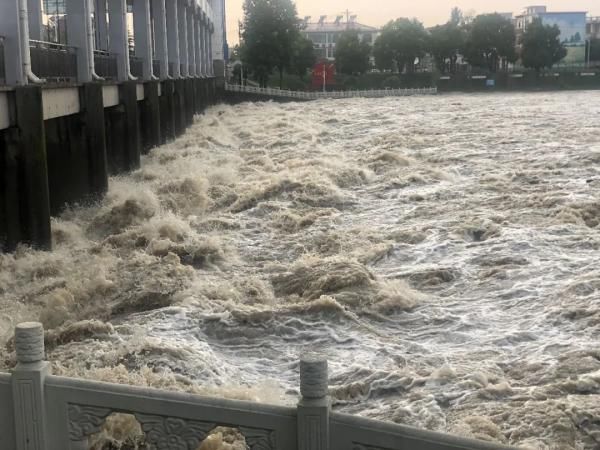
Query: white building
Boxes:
[{"xmin": 303, "ymin": 15, "xmax": 379, "ymax": 60}]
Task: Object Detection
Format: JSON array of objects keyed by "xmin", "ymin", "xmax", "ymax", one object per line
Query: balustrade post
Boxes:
[
  {"xmin": 297, "ymin": 354, "xmax": 330, "ymax": 450},
  {"xmin": 11, "ymin": 322, "xmax": 50, "ymax": 450},
  {"xmin": 207, "ymin": 23, "xmax": 214, "ymax": 76},
  {"xmin": 107, "ymin": 0, "xmax": 132, "ymax": 82},
  {"xmin": 96, "ymin": 0, "xmax": 109, "ymax": 51},
  {"xmin": 27, "ymin": 0, "xmax": 43, "ymax": 40},
  {"xmin": 187, "ymin": 5, "xmax": 196, "ymax": 77},
  {"xmin": 166, "ymin": 0, "xmax": 180, "ymax": 78},
  {"xmin": 177, "ymin": 0, "xmax": 188, "ymax": 77},
  {"xmin": 151, "ymin": 0, "xmax": 169, "ymax": 79},
  {"xmin": 1, "ymin": 0, "xmax": 26, "ymax": 85},
  {"xmin": 133, "ymin": 0, "xmax": 154, "ymax": 80},
  {"xmin": 194, "ymin": 11, "xmax": 202, "ymax": 77},
  {"xmin": 201, "ymin": 16, "xmax": 209, "ymax": 77},
  {"xmin": 66, "ymin": 0, "xmax": 93, "ymax": 83}
]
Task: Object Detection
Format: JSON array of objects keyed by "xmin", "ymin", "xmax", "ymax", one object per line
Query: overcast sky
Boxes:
[{"xmin": 226, "ymin": 1, "xmax": 600, "ymax": 44}]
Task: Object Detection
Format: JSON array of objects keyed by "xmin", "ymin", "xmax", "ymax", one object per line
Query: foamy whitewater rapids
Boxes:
[{"xmin": 2, "ymin": 92, "xmax": 600, "ymax": 448}]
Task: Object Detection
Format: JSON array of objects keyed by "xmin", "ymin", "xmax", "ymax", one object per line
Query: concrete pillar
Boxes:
[
  {"xmin": 133, "ymin": 0, "xmax": 153, "ymax": 80},
  {"xmin": 107, "ymin": 0, "xmax": 132, "ymax": 82},
  {"xmin": 194, "ymin": 77, "xmax": 203, "ymax": 114},
  {"xmin": 11, "ymin": 322, "xmax": 50, "ymax": 450},
  {"xmin": 105, "ymin": 82, "xmax": 141, "ymax": 173},
  {"xmin": 95, "ymin": 0, "xmax": 109, "ymax": 51},
  {"xmin": 140, "ymin": 81, "xmax": 161, "ymax": 152},
  {"xmin": 297, "ymin": 354, "xmax": 330, "ymax": 450},
  {"xmin": 187, "ymin": 6, "xmax": 196, "ymax": 77},
  {"xmin": 166, "ymin": 0, "xmax": 180, "ymax": 77},
  {"xmin": 27, "ymin": 0, "xmax": 43, "ymax": 41},
  {"xmin": 13, "ymin": 87, "xmax": 52, "ymax": 249},
  {"xmin": 82, "ymin": 83, "xmax": 109, "ymax": 198},
  {"xmin": 1, "ymin": 0, "xmax": 26, "ymax": 85},
  {"xmin": 119, "ymin": 82, "xmax": 141, "ymax": 169},
  {"xmin": 173, "ymin": 79, "xmax": 186, "ymax": 135},
  {"xmin": 159, "ymin": 80, "xmax": 175, "ymax": 142},
  {"xmin": 151, "ymin": 0, "xmax": 169, "ymax": 79},
  {"xmin": 184, "ymin": 78, "xmax": 194, "ymax": 125},
  {"xmin": 177, "ymin": 0, "xmax": 189, "ymax": 77},
  {"xmin": 66, "ymin": 0, "xmax": 93, "ymax": 83}
]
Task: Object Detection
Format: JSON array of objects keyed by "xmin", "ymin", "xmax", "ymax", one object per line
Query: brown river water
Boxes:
[{"xmin": 1, "ymin": 92, "xmax": 600, "ymax": 449}]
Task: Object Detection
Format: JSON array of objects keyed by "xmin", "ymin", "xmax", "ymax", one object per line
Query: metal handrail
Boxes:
[
  {"xmin": 29, "ymin": 39, "xmax": 76, "ymax": 52},
  {"xmin": 225, "ymin": 83, "xmax": 437, "ymax": 99}
]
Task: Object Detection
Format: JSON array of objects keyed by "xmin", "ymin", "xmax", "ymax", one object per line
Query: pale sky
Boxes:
[{"xmin": 226, "ymin": 0, "xmax": 600, "ymax": 44}]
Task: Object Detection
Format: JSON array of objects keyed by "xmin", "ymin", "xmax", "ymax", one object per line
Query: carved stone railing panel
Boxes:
[
  {"xmin": 68, "ymin": 404, "xmax": 113, "ymax": 441},
  {"xmin": 352, "ymin": 444, "xmax": 395, "ymax": 450},
  {"xmin": 239, "ymin": 427, "xmax": 277, "ymax": 450},
  {"xmin": 135, "ymin": 414, "xmax": 216, "ymax": 450}
]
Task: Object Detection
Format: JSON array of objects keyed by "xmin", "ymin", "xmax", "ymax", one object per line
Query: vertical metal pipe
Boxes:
[{"xmin": 19, "ymin": 0, "xmax": 43, "ymax": 82}]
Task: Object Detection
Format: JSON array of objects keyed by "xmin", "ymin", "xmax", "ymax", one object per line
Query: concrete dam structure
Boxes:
[{"xmin": 0, "ymin": 0, "xmax": 227, "ymax": 251}]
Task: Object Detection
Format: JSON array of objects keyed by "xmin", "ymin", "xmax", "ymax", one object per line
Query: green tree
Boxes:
[
  {"xmin": 429, "ymin": 22, "xmax": 465, "ymax": 73},
  {"xmin": 290, "ymin": 36, "xmax": 316, "ymax": 78},
  {"xmin": 463, "ymin": 13, "xmax": 516, "ymax": 72},
  {"xmin": 521, "ymin": 18, "xmax": 566, "ymax": 72},
  {"xmin": 241, "ymin": 0, "xmax": 301, "ymax": 87},
  {"xmin": 334, "ymin": 30, "xmax": 372, "ymax": 75},
  {"xmin": 374, "ymin": 18, "xmax": 429, "ymax": 73},
  {"xmin": 450, "ymin": 7, "xmax": 463, "ymax": 26}
]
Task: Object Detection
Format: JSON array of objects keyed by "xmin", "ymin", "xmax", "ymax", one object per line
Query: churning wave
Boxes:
[{"xmin": 2, "ymin": 92, "xmax": 600, "ymax": 449}]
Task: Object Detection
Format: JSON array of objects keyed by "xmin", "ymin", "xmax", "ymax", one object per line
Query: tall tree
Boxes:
[
  {"xmin": 463, "ymin": 13, "xmax": 516, "ymax": 72},
  {"xmin": 374, "ymin": 18, "xmax": 429, "ymax": 73},
  {"xmin": 290, "ymin": 36, "xmax": 316, "ymax": 78},
  {"xmin": 429, "ymin": 22, "xmax": 465, "ymax": 73},
  {"xmin": 521, "ymin": 18, "xmax": 566, "ymax": 72},
  {"xmin": 241, "ymin": 0, "xmax": 301, "ymax": 87},
  {"xmin": 450, "ymin": 7, "xmax": 463, "ymax": 26},
  {"xmin": 335, "ymin": 30, "xmax": 372, "ymax": 75}
]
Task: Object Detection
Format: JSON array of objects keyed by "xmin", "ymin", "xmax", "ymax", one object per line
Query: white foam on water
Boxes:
[{"xmin": 2, "ymin": 92, "xmax": 600, "ymax": 448}]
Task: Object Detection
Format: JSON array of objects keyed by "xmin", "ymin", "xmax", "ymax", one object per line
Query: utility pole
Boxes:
[{"xmin": 238, "ymin": 19, "xmax": 244, "ymax": 86}]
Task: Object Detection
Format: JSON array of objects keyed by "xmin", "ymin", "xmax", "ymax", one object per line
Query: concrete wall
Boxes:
[{"xmin": 437, "ymin": 72, "xmax": 600, "ymax": 92}]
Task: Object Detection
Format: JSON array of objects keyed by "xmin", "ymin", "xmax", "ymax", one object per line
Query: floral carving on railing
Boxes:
[
  {"xmin": 68, "ymin": 404, "xmax": 113, "ymax": 441},
  {"xmin": 239, "ymin": 426, "xmax": 276, "ymax": 450},
  {"xmin": 67, "ymin": 404, "xmax": 277, "ymax": 449},
  {"xmin": 352, "ymin": 444, "xmax": 396, "ymax": 450},
  {"xmin": 135, "ymin": 413, "xmax": 216, "ymax": 450}
]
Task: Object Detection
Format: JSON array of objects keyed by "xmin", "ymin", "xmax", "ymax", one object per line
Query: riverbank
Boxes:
[{"xmin": 266, "ymin": 70, "xmax": 600, "ymax": 92}]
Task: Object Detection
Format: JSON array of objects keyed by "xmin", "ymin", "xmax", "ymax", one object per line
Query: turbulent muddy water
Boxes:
[{"xmin": 2, "ymin": 92, "xmax": 600, "ymax": 448}]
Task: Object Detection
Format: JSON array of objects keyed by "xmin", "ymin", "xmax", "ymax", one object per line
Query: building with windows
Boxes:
[
  {"xmin": 588, "ymin": 17, "xmax": 600, "ymax": 40},
  {"xmin": 514, "ymin": 6, "xmax": 587, "ymax": 64},
  {"xmin": 303, "ymin": 16, "xmax": 379, "ymax": 60}
]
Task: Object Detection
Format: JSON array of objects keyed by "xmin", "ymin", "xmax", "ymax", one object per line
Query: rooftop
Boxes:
[{"xmin": 303, "ymin": 15, "xmax": 379, "ymax": 33}]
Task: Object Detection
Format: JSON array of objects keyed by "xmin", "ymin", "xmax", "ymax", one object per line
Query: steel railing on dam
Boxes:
[
  {"xmin": 225, "ymin": 83, "xmax": 438, "ymax": 100},
  {"xmin": 0, "ymin": 322, "xmax": 515, "ymax": 450},
  {"xmin": 0, "ymin": 0, "xmax": 218, "ymax": 86}
]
